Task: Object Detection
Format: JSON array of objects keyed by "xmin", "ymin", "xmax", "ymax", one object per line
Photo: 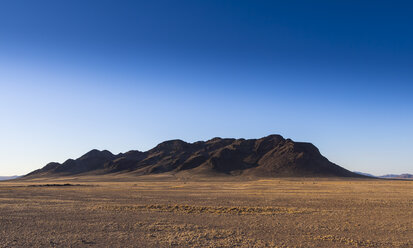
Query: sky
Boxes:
[{"xmin": 0, "ymin": 0, "xmax": 412, "ymax": 176}]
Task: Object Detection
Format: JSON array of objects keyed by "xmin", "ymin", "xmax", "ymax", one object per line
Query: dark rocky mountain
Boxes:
[{"xmin": 26, "ymin": 135, "xmax": 361, "ymax": 178}]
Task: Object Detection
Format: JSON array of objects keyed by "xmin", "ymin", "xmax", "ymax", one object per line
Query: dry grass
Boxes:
[
  {"xmin": 0, "ymin": 176, "xmax": 412, "ymax": 247},
  {"xmin": 91, "ymin": 204, "xmax": 309, "ymax": 215}
]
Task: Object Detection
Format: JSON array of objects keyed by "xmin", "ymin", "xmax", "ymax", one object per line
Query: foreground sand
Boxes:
[{"xmin": 0, "ymin": 175, "xmax": 412, "ymax": 247}]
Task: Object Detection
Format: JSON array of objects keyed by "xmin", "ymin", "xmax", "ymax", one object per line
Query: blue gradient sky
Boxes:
[{"xmin": 1, "ymin": 1, "xmax": 412, "ymax": 176}]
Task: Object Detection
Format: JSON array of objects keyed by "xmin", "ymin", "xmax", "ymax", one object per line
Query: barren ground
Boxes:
[{"xmin": 0, "ymin": 175, "xmax": 412, "ymax": 247}]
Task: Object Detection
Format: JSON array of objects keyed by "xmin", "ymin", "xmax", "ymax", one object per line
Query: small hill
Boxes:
[{"xmin": 26, "ymin": 135, "xmax": 361, "ymax": 178}]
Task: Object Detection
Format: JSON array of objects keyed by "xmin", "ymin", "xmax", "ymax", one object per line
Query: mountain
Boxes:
[
  {"xmin": 0, "ymin": 176, "xmax": 20, "ymax": 181},
  {"xmin": 26, "ymin": 135, "xmax": 361, "ymax": 178},
  {"xmin": 380, "ymin": 174, "xmax": 413, "ymax": 179}
]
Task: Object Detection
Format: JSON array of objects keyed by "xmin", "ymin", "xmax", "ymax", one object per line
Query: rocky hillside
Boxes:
[{"xmin": 26, "ymin": 135, "xmax": 360, "ymax": 178}]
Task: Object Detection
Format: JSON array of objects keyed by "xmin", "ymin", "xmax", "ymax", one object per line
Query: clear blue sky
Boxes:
[{"xmin": 1, "ymin": 1, "xmax": 412, "ymax": 176}]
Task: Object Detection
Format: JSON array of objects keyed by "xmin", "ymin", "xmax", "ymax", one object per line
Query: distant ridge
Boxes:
[
  {"xmin": 380, "ymin": 174, "xmax": 413, "ymax": 179},
  {"xmin": 354, "ymin": 172, "xmax": 413, "ymax": 179},
  {"xmin": 26, "ymin": 135, "xmax": 362, "ymax": 178},
  {"xmin": 0, "ymin": 176, "xmax": 20, "ymax": 181}
]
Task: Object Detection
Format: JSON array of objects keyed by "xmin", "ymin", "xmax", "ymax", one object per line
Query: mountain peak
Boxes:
[
  {"xmin": 79, "ymin": 149, "xmax": 114, "ymax": 160},
  {"xmin": 151, "ymin": 139, "xmax": 191, "ymax": 153}
]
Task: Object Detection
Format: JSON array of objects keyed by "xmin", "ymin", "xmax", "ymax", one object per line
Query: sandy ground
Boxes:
[{"xmin": 0, "ymin": 175, "xmax": 412, "ymax": 247}]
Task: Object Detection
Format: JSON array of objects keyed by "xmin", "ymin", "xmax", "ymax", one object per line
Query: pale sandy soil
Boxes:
[{"xmin": 0, "ymin": 175, "xmax": 412, "ymax": 247}]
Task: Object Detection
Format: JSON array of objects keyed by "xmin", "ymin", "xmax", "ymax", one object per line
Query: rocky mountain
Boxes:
[{"xmin": 26, "ymin": 135, "xmax": 361, "ymax": 178}]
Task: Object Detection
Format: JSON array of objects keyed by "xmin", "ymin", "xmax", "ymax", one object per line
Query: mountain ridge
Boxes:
[
  {"xmin": 354, "ymin": 172, "xmax": 413, "ymax": 179},
  {"xmin": 380, "ymin": 174, "xmax": 413, "ymax": 179},
  {"xmin": 0, "ymin": 176, "xmax": 21, "ymax": 181},
  {"xmin": 26, "ymin": 135, "xmax": 362, "ymax": 178}
]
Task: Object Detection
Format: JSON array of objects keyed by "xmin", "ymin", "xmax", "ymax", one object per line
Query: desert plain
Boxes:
[{"xmin": 0, "ymin": 175, "xmax": 412, "ymax": 247}]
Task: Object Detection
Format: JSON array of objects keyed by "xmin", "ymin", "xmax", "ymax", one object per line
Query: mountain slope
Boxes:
[
  {"xmin": 353, "ymin": 171, "xmax": 377, "ymax": 178},
  {"xmin": 26, "ymin": 135, "xmax": 361, "ymax": 178}
]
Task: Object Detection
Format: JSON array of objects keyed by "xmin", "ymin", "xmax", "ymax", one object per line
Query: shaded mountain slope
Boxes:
[
  {"xmin": 26, "ymin": 135, "xmax": 360, "ymax": 178},
  {"xmin": 354, "ymin": 171, "xmax": 377, "ymax": 177}
]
